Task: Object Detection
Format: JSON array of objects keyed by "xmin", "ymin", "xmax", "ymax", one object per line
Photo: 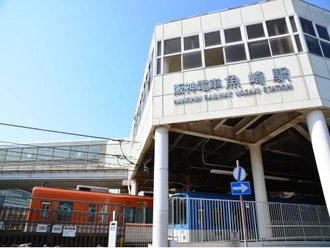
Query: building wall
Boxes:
[
  {"xmin": 129, "ymin": 0, "xmax": 330, "ymax": 173},
  {"xmin": 150, "ymin": 0, "xmax": 330, "ymax": 126}
]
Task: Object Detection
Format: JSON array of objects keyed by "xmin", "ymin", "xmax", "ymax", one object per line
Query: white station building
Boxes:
[{"xmin": 127, "ymin": 0, "xmax": 330, "ymax": 246}]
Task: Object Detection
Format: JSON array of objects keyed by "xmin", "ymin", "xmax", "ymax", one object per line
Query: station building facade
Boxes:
[{"xmin": 128, "ymin": 0, "xmax": 330, "ymax": 246}]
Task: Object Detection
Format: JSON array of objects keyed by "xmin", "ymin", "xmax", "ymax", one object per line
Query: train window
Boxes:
[
  {"xmin": 57, "ymin": 201, "xmax": 73, "ymax": 221},
  {"xmin": 99, "ymin": 205, "xmax": 107, "ymax": 224},
  {"xmin": 40, "ymin": 202, "xmax": 50, "ymax": 219},
  {"xmin": 198, "ymin": 206, "xmax": 205, "ymax": 226},
  {"xmin": 135, "ymin": 207, "xmax": 146, "ymax": 223},
  {"xmin": 88, "ymin": 204, "xmax": 96, "ymax": 223},
  {"xmin": 212, "ymin": 204, "xmax": 223, "ymax": 227},
  {"xmin": 125, "ymin": 207, "xmax": 134, "ymax": 223},
  {"xmin": 169, "ymin": 198, "xmax": 186, "ymax": 225},
  {"xmin": 146, "ymin": 207, "xmax": 153, "ymax": 223}
]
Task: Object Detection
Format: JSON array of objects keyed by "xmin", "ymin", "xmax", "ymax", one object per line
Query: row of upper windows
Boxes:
[{"xmin": 154, "ymin": 16, "xmax": 330, "ymax": 75}]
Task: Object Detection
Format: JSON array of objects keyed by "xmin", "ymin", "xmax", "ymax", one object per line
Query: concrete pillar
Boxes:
[
  {"xmin": 130, "ymin": 179, "xmax": 138, "ymax": 195},
  {"xmin": 306, "ymin": 109, "xmax": 330, "ymax": 216},
  {"xmin": 152, "ymin": 126, "xmax": 169, "ymax": 247},
  {"xmin": 249, "ymin": 144, "xmax": 272, "ymax": 240}
]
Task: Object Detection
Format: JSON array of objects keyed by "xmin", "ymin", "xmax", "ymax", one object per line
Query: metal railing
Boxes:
[{"xmin": 168, "ymin": 197, "xmax": 330, "ymax": 244}]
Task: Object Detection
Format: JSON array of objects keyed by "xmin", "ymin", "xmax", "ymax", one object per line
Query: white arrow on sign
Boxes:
[{"xmin": 233, "ymin": 183, "xmax": 249, "ymax": 193}]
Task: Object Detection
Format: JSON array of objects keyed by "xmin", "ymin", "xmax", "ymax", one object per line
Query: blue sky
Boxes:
[{"xmin": 0, "ymin": 0, "xmax": 329, "ymax": 143}]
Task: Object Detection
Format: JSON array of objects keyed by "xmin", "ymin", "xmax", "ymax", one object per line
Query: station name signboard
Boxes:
[{"xmin": 173, "ymin": 67, "xmax": 294, "ymax": 105}]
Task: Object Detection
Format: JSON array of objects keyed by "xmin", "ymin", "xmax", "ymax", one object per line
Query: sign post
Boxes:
[{"xmin": 233, "ymin": 160, "xmax": 249, "ymax": 247}]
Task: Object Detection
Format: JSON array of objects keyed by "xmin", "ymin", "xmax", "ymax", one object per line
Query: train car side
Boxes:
[
  {"xmin": 25, "ymin": 186, "xmax": 153, "ymax": 233},
  {"xmin": 168, "ymin": 192, "xmax": 326, "ymax": 243}
]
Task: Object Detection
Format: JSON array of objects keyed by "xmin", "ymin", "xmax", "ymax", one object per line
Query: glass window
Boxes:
[
  {"xmin": 57, "ymin": 201, "xmax": 73, "ymax": 221},
  {"xmin": 146, "ymin": 207, "xmax": 153, "ymax": 224},
  {"xmin": 212, "ymin": 204, "xmax": 223, "ymax": 227},
  {"xmin": 198, "ymin": 206, "xmax": 205, "ymax": 225},
  {"xmin": 320, "ymin": 41, "xmax": 330, "ymax": 59},
  {"xmin": 300, "ymin": 18, "xmax": 316, "ymax": 36},
  {"xmin": 295, "ymin": 35, "xmax": 303, "ymax": 52},
  {"xmin": 183, "ymin": 51, "xmax": 202, "ymax": 70},
  {"xmin": 99, "ymin": 205, "xmax": 107, "ymax": 224},
  {"xmin": 135, "ymin": 207, "xmax": 145, "ymax": 223},
  {"xmin": 225, "ymin": 44, "xmax": 246, "ymax": 63},
  {"xmin": 0, "ymin": 150, "xmax": 6, "ymax": 162},
  {"xmin": 248, "ymin": 40, "xmax": 271, "ymax": 59},
  {"xmin": 246, "ymin": 23, "xmax": 265, "ymax": 39},
  {"xmin": 305, "ymin": 36, "xmax": 322, "ymax": 56},
  {"xmin": 184, "ymin": 35, "xmax": 199, "ymax": 50},
  {"xmin": 71, "ymin": 146, "xmax": 88, "ymax": 160},
  {"xmin": 41, "ymin": 202, "xmax": 50, "ymax": 219},
  {"xmin": 88, "ymin": 145, "xmax": 100, "ymax": 160},
  {"xmin": 164, "ymin": 38, "xmax": 181, "ymax": 55},
  {"xmin": 267, "ymin": 18, "xmax": 288, "ymax": 36},
  {"xmin": 157, "ymin": 41, "xmax": 161, "ymax": 56},
  {"xmin": 54, "ymin": 146, "xmax": 70, "ymax": 160},
  {"xmin": 157, "ymin": 58, "xmax": 161, "ymax": 74},
  {"xmin": 316, "ymin": 24, "xmax": 330, "ymax": 41},
  {"xmin": 88, "ymin": 204, "xmax": 96, "ymax": 223},
  {"xmin": 204, "ymin": 31, "xmax": 221, "ymax": 47},
  {"xmin": 22, "ymin": 148, "xmax": 37, "ymax": 160},
  {"xmin": 37, "ymin": 147, "xmax": 54, "ymax": 161},
  {"xmin": 6, "ymin": 149, "xmax": 22, "ymax": 161},
  {"xmin": 224, "ymin": 27, "xmax": 242, "ymax": 43},
  {"xmin": 204, "ymin": 47, "xmax": 224, "ymax": 67},
  {"xmin": 270, "ymin": 36, "xmax": 294, "ymax": 55},
  {"xmin": 164, "ymin": 54, "xmax": 181, "ymax": 73},
  {"xmin": 290, "ymin": 16, "xmax": 297, "ymax": 32},
  {"xmin": 126, "ymin": 207, "xmax": 134, "ymax": 223}
]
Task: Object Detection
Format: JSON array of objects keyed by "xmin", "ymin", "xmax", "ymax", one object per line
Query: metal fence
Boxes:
[
  {"xmin": 0, "ymin": 196, "xmax": 152, "ymax": 247},
  {"xmin": 168, "ymin": 197, "xmax": 330, "ymax": 244}
]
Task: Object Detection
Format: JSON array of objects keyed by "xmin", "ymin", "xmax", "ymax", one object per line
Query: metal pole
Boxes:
[{"xmin": 236, "ymin": 160, "xmax": 248, "ymax": 247}]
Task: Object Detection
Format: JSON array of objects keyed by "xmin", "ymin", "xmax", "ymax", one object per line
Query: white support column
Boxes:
[
  {"xmin": 130, "ymin": 179, "xmax": 138, "ymax": 195},
  {"xmin": 249, "ymin": 144, "xmax": 272, "ymax": 240},
  {"xmin": 306, "ymin": 109, "xmax": 330, "ymax": 216},
  {"xmin": 152, "ymin": 126, "xmax": 169, "ymax": 247}
]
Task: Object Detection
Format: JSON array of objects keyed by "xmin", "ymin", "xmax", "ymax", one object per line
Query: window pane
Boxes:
[
  {"xmin": 295, "ymin": 35, "xmax": 303, "ymax": 52},
  {"xmin": 320, "ymin": 41, "xmax": 330, "ymax": 59},
  {"xmin": 184, "ymin": 35, "xmax": 199, "ymax": 50},
  {"xmin": 305, "ymin": 35, "xmax": 322, "ymax": 56},
  {"xmin": 6, "ymin": 149, "xmax": 22, "ymax": 161},
  {"xmin": 157, "ymin": 41, "xmax": 161, "ymax": 56},
  {"xmin": 164, "ymin": 38, "xmax": 181, "ymax": 55},
  {"xmin": 316, "ymin": 25, "xmax": 330, "ymax": 41},
  {"xmin": 290, "ymin": 16, "xmax": 297, "ymax": 32},
  {"xmin": 300, "ymin": 18, "xmax": 316, "ymax": 36},
  {"xmin": 88, "ymin": 145, "xmax": 100, "ymax": 160},
  {"xmin": 164, "ymin": 54, "xmax": 181, "ymax": 73},
  {"xmin": 22, "ymin": 148, "xmax": 37, "ymax": 160},
  {"xmin": 71, "ymin": 146, "xmax": 88, "ymax": 160},
  {"xmin": 54, "ymin": 146, "xmax": 70, "ymax": 160},
  {"xmin": 183, "ymin": 51, "xmax": 202, "ymax": 70},
  {"xmin": 0, "ymin": 150, "xmax": 6, "ymax": 161},
  {"xmin": 58, "ymin": 201, "xmax": 73, "ymax": 221},
  {"xmin": 157, "ymin": 58, "xmax": 161, "ymax": 74},
  {"xmin": 204, "ymin": 31, "xmax": 221, "ymax": 47},
  {"xmin": 204, "ymin": 47, "xmax": 224, "ymax": 67},
  {"xmin": 270, "ymin": 36, "xmax": 294, "ymax": 55},
  {"xmin": 225, "ymin": 44, "xmax": 246, "ymax": 63},
  {"xmin": 246, "ymin": 23, "xmax": 265, "ymax": 39},
  {"xmin": 224, "ymin": 27, "xmax": 242, "ymax": 43},
  {"xmin": 267, "ymin": 18, "xmax": 288, "ymax": 36},
  {"xmin": 248, "ymin": 40, "xmax": 271, "ymax": 59},
  {"xmin": 37, "ymin": 147, "xmax": 54, "ymax": 161}
]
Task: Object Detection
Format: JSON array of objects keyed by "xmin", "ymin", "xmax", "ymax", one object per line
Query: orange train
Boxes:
[{"xmin": 25, "ymin": 186, "xmax": 153, "ymax": 233}]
